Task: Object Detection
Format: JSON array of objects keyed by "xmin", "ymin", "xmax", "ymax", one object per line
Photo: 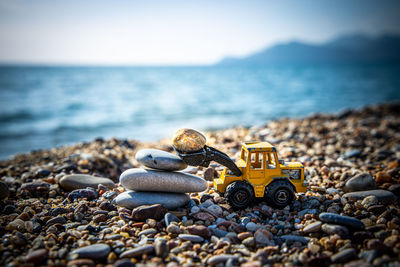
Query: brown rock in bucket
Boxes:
[{"xmin": 173, "ymin": 128, "xmax": 206, "ymax": 152}]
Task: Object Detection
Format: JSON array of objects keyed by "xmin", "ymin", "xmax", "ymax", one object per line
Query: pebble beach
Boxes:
[{"xmin": 0, "ymin": 102, "xmax": 399, "ymax": 267}]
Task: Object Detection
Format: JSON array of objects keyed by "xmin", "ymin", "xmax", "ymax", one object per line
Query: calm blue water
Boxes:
[{"xmin": 0, "ymin": 65, "xmax": 399, "ymax": 160}]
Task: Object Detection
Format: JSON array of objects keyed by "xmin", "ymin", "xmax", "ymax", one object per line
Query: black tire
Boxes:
[
  {"xmin": 225, "ymin": 181, "xmax": 254, "ymax": 209},
  {"xmin": 265, "ymin": 180, "xmax": 295, "ymax": 208}
]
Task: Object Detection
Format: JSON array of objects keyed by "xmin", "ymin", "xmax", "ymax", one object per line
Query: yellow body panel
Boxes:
[{"xmin": 213, "ymin": 142, "xmax": 308, "ymax": 197}]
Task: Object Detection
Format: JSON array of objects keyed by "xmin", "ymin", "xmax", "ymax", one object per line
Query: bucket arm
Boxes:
[{"xmin": 174, "ymin": 145, "xmax": 242, "ymax": 177}]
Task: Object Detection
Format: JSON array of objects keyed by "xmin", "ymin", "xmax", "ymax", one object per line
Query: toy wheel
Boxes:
[
  {"xmin": 265, "ymin": 180, "xmax": 295, "ymax": 208},
  {"xmin": 225, "ymin": 181, "xmax": 254, "ymax": 209}
]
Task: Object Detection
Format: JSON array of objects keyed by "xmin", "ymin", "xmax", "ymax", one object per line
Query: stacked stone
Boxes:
[{"xmin": 115, "ymin": 148, "xmax": 208, "ymax": 210}]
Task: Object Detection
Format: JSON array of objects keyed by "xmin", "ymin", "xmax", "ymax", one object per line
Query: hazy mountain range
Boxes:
[{"xmin": 217, "ymin": 34, "xmax": 400, "ymax": 65}]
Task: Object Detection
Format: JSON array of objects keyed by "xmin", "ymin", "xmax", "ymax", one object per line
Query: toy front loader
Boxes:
[{"xmin": 174, "ymin": 145, "xmax": 242, "ymax": 176}]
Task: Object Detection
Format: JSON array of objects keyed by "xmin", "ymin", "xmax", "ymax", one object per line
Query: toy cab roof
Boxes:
[{"xmin": 242, "ymin": 141, "xmax": 276, "ymax": 152}]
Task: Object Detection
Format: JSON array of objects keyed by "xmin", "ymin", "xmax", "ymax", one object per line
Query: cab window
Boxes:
[
  {"xmin": 250, "ymin": 152, "xmax": 263, "ymax": 170},
  {"xmin": 267, "ymin": 153, "xmax": 277, "ymax": 169},
  {"xmin": 241, "ymin": 150, "xmax": 248, "ymax": 163}
]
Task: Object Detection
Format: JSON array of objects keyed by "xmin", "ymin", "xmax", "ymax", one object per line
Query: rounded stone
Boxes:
[
  {"xmin": 120, "ymin": 245, "xmax": 154, "ymax": 258},
  {"xmin": 342, "ymin": 190, "xmax": 397, "ymax": 204},
  {"xmin": 114, "ymin": 191, "xmax": 190, "ymax": 210},
  {"xmin": 331, "ymin": 248, "xmax": 356, "ymax": 263},
  {"xmin": 303, "ymin": 221, "xmax": 322, "ymax": 233},
  {"xmin": 70, "ymin": 244, "xmax": 111, "ymax": 260},
  {"xmin": 344, "ymin": 173, "xmax": 376, "ymax": 192},
  {"xmin": 321, "ymin": 223, "xmax": 349, "ymax": 237},
  {"xmin": 135, "ymin": 149, "xmax": 187, "ymax": 171},
  {"xmin": 60, "ymin": 174, "xmax": 115, "ymax": 191},
  {"xmin": 319, "ymin": 212, "xmax": 365, "ymax": 230},
  {"xmin": 119, "ymin": 168, "xmax": 207, "ymax": 193},
  {"xmin": 178, "ymin": 234, "xmax": 204, "ymax": 242},
  {"xmin": 172, "ymin": 128, "xmax": 206, "ymax": 152}
]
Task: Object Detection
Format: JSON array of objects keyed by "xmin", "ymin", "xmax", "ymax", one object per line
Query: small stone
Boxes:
[
  {"xmin": 375, "ymin": 171, "xmax": 392, "ymax": 183},
  {"xmin": 207, "ymin": 204, "xmax": 223, "ymax": 217},
  {"xmin": 303, "ymin": 221, "xmax": 322, "ymax": 233},
  {"xmin": 60, "ymin": 174, "xmax": 115, "ymax": 191},
  {"xmin": 68, "ymin": 187, "xmax": 98, "ymax": 202},
  {"xmin": 192, "ymin": 212, "xmax": 215, "ymax": 222},
  {"xmin": 331, "ymin": 248, "xmax": 357, "ymax": 263},
  {"xmin": 280, "ymin": 235, "xmax": 310, "ymax": 244},
  {"xmin": 319, "ymin": 212, "xmax": 365, "ymax": 230},
  {"xmin": 24, "ymin": 249, "xmax": 47, "ymax": 264},
  {"xmin": 0, "ymin": 181, "xmax": 9, "ymax": 200},
  {"xmin": 208, "ymin": 254, "xmax": 237, "ymax": 265},
  {"xmin": 173, "ymin": 128, "xmax": 207, "ymax": 152},
  {"xmin": 254, "ymin": 229, "xmax": 272, "ymax": 245},
  {"xmin": 120, "ymin": 168, "xmax": 207, "ymax": 193},
  {"xmin": 342, "ymin": 190, "xmax": 397, "ymax": 204},
  {"xmin": 46, "ymin": 216, "xmax": 67, "ymax": 226},
  {"xmin": 361, "ymin": 195, "xmax": 378, "ymax": 208},
  {"xmin": 367, "ymin": 204, "xmax": 386, "ymax": 215},
  {"xmin": 135, "ymin": 149, "xmax": 187, "ymax": 171},
  {"xmin": 49, "ymin": 207, "xmax": 69, "ymax": 216},
  {"xmin": 321, "ymin": 223, "xmax": 349, "ymax": 237},
  {"xmin": 178, "ymin": 234, "xmax": 204, "ymax": 242},
  {"xmin": 67, "ymin": 259, "xmax": 94, "ymax": 267},
  {"xmin": 308, "ymin": 243, "xmax": 320, "ymax": 254},
  {"xmin": 187, "ymin": 225, "xmax": 211, "ymax": 238},
  {"xmin": 164, "ymin": 212, "xmax": 180, "ymax": 227},
  {"xmin": 120, "ymin": 245, "xmax": 154, "ymax": 258},
  {"xmin": 70, "ymin": 244, "xmax": 111, "ymax": 260},
  {"xmin": 138, "ymin": 228, "xmax": 157, "ymax": 236},
  {"xmin": 237, "ymin": 232, "xmax": 253, "ymax": 240},
  {"xmin": 113, "ymin": 259, "xmax": 135, "ymax": 267},
  {"xmin": 242, "ymin": 237, "xmax": 255, "ymax": 247},
  {"xmin": 6, "ymin": 219, "xmax": 25, "ymax": 231},
  {"xmin": 115, "ymin": 191, "xmax": 190, "ymax": 210},
  {"xmin": 93, "ymin": 214, "xmax": 107, "ymax": 223},
  {"xmin": 344, "ymin": 173, "xmax": 376, "ymax": 192},
  {"xmin": 321, "ymin": 166, "xmax": 330, "ymax": 175},
  {"xmin": 155, "ymin": 239, "xmax": 169, "ymax": 258},
  {"xmin": 20, "ymin": 182, "xmax": 50, "ymax": 196},
  {"xmin": 246, "ymin": 222, "xmax": 261, "ymax": 232},
  {"xmin": 131, "ymin": 204, "xmax": 167, "ymax": 221},
  {"xmin": 191, "ymin": 206, "xmax": 200, "ymax": 213},
  {"xmin": 167, "ymin": 224, "xmax": 181, "ymax": 235},
  {"xmin": 342, "ymin": 149, "xmax": 361, "ymax": 158},
  {"xmin": 209, "ymin": 227, "xmax": 228, "ymax": 238}
]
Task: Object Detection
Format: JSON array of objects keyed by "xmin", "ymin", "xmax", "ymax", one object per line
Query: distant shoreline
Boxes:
[{"xmin": 1, "ymin": 101, "xmax": 398, "ymax": 165}]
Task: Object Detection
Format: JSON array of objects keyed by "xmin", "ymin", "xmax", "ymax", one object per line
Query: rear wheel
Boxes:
[
  {"xmin": 225, "ymin": 181, "xmax": 254, "ymax": 209},
  {"xmin": 265, "ymin": 180, "xmax": 295, "ymax": 208}
]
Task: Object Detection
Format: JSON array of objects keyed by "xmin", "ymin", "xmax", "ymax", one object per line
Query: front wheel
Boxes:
[
  {"xmin": 265, "ymin": 180, "xmax": 295, "ymax": 208},
  {"xmin": 225, "ymin": 181, "xmax": 254, "ymax": 210}
]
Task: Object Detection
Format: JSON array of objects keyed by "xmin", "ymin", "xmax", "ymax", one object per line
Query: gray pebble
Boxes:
[
  {"xmin": 115, "ymin": 191, "xmax": 190, "ymax": 210},
  {"xmin": 178, "ymin": 234, "xmax": 204, "ymax": 242},
  {"xmin": 70, "ymin": 244, "xmax": 110, "ymax": 260},
  {"xmin": 120, "ymin": 245, "xmax": 154, "ymax": 258},
  {"xmin": 342, "ymin": 190, "xmax": 397, "ymax": 204},
  {"xmin": 60, "ymin": 174, "xmax": 115, "ymax": 191},
  {"xmin": 321, "ymin": 223, "xmax": 349, "ymax": 237},
  {"xmin": 135, "ymin": 149, "xmax": 187, "ymax": 171},
  {"xmin": 344, "ymin": 173, "xmax": 376, "ymax": 192},
  {"xmin": 319, "ymin": 212, "xmax": 365, "ymax": 230},
  {"xmin": 120, "ymin": 168, "xmax": 207, "ymax": 193},
  {"xmin": 331, "ymin": 248, "xmax": 357, "ymax": 263}
]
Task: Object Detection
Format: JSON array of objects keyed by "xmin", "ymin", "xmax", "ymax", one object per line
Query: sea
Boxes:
[{"xmin": 0, "ymin": 64, "xmax": 399, "ymax": 160}]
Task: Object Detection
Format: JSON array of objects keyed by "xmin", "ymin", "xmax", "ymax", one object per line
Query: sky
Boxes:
[{"xmin": 0, "ymin": 0, "xmax": 400, "ymax": 65}]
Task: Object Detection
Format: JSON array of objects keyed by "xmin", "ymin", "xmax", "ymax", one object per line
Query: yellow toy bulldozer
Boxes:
[{"xmin": 175, "ymin": 140, "xmax": 308, "ymax": 209}]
